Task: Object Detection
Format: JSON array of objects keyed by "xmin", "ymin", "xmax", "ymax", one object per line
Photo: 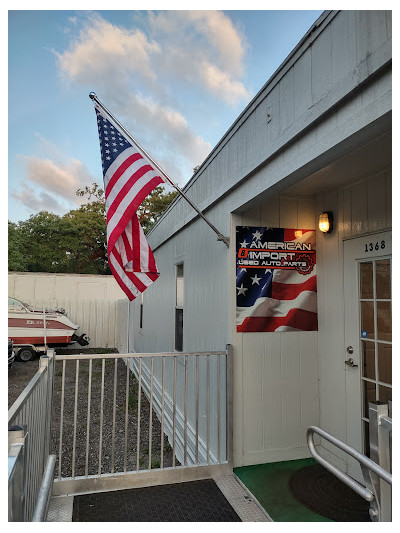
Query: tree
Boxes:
[
  {"xmin": 76, "ymin": 183, "xmax": 178, "ymax": 234},
  {"xmin": 138, "ymin": 186, "xmax": 178, "ymax": 233},
  {"xmin": 61, "ymin": 201, "xmax": 109, "ymax": 274},
  {"xmin": 8, "ymin": 182, "xmax": 178, "ymax": 274},
  {"xmin": 12, "ymin": 212, "xmax": 66, "ymax": 273},
  {"xmin": 8, "ymin": 221, "xmax": 29, "ymax": 271}
]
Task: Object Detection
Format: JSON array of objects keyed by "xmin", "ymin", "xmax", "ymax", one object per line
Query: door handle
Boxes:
[{"xmin": 345, "ymin": 357, "xmax": 358, "ymax": 367}]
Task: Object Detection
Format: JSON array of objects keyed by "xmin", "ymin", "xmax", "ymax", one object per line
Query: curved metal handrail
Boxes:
[
  {"xmin": 32, "ymin": 455, "xmax": 56, "ymax": 522},
  {"xmin": 307, "ymin": 426, "xmax": 392, "ymax": 502}
]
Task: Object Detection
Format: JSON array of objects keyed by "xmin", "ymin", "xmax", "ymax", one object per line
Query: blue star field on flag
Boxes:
[{"xmin": 96, "ymin": 109, "xmax": 132, "ymax": 175}]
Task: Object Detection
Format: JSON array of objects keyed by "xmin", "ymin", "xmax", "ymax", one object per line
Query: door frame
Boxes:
[{"xmin": 343, "ymin": 230, "xmax": 391, "ymax": 476}]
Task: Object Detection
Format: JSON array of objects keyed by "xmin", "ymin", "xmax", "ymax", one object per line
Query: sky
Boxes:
[{"xmin": 8, "ymin": 8, "xmax": 324, "ymax": 223}]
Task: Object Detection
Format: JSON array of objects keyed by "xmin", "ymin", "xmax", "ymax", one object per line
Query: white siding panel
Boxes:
[
  {"xmin": 254, "ymin": 98, "xmax": 269, "ymax": 158},
  {"xmin": 367, "ymin": 171, "xmax": 387, "ymax": 233},
  {"xmin": 299, "ymin": 333, "xmax": 319, "ymax": 447},
  {"xmin": 266, "ymin": 84, "xmax": 280, "ymax": 146},
  {"xmin": 386, "ymin": 168, "xmax": 392, "ymax": 228},
  {"xmin": 342, "ymin": 187, "xmax": 352, "ymax": 238},
  {"xmin": 260, "ymin": 196, "xmax": 280, "ymax": 227},
  {"xmin": 297, "ymin": 198, "xmax": 315, "ymax": 229},
  {"xmin": 245, "ymin": 110, "xmax": 257, "ymax": 168},
  {"xmin": 355, "ymin": 11, "xmax": 388, "ymax": 64},
  {"xmin": 242, "ymin": 203, "xmax": 261, "ymax": 226},
  {"xmin": 279, "ymin": 67, "xmax": 294, "ymax": 134},
  {"xmin": 280, "ymin": 334, "xmax": 302, "ymax": 448},
  {"xmin": 243, "ymin": 334, "xmax": 264, "ymax": 453},
  {"xmin": 293, "ymin": 48, "xmax": 312, "ymax": 120},
  {"xmin": 386, "ymin": 10, "xmax": 392, "ymax": 39},
  {"xmin": 279, "ymin": 197, "xmax": 298, "ymax": 228},
  {"xmin": 262, "ymin": 334, "xmax": 283, "ymax": 449},
  {"xmin": 311, "ymin": 22, "xmax": 332, "ymax": 103},
  {"xmin": 351, "ymin": 180, "xmax": 368, "ymax": 235},
  {"xmin": 367, "ymin": 11, "xmax": 390, "ymax": 56},
  {"xmin": 331, "ymin": 11, "xmax": 357, "ymax": 86}
]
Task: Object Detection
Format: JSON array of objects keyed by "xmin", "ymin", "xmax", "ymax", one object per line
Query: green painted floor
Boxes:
[{"xmin": 234, "ymin": 458, "xmax": 333, "ymax": 522}]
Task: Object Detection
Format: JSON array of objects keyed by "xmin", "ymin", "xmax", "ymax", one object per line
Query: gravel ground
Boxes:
[
  {"xmin": 8, "ymin": 358, "xmax": 41, "ymax": 409},
  {"xmin": 9, "ymin": 348, "xmax": 177, "ymax": 477}
]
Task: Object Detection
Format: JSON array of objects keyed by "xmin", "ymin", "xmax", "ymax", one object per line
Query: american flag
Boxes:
[
  {"xmin": 236, "ymin": 227, "xmax": 318, "ymax": 332},
  {"xmin": 95, "ymin": 106, "xmax": 165, "ymax": 300}
]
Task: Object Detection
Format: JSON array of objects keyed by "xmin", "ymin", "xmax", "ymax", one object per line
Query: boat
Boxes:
[{"xmin": 8, "ymin": 297, "xmax": 89, "ymax": 347}]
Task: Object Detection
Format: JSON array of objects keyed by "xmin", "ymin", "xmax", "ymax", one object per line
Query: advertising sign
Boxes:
[{"xmin": 236, "ymin": 227, "xmax": 318, "ymax": 332}]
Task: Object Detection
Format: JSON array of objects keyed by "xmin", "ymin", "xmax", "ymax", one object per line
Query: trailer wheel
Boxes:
[{"xmin": 16, "ymin": 347, "xmax": 36, "ymax": 362}]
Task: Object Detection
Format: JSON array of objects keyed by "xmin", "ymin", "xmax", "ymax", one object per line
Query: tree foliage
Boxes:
[
  {"xmin": 138, "ymin": 186, "xmax": 178, "ymax": 233},
  {"xmin": 8, "ymin": 183, "xmax": 178, "ymax": 274}
]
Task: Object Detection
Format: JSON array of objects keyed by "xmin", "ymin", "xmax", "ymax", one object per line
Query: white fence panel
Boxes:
[{"xmin": 8, "ymin": 273, "xmax": 129, "ymax": 350}]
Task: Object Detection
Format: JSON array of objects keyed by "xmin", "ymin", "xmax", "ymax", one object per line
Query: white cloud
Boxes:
[
  {"xmin": 22, "ymin": 156, "xmax": 93, "ymax": 200},
  {"xmin": 13, "ymin": 155, "xmax": 96, "ymax": 215},
  {"xmin": 11, "ymin": 186, "xmax": 65, "ymax": 215},
  {"xmin": 151, "ymin": 10, "xmax": 246, "ymax": 78},
  {"xmin": 55, "ymin": 11, "xmax": 249, "ymax": 183},
  {"xmin": 146, "ymin": 10, "xmax": 249, "ymax": 103},
  {"xmin": 56, "ymin": 14, "xmax": 160, "ymax": 86},
  {"xmin": 199, "ymin": 61, "xmax": 250, "ymax": 105}
]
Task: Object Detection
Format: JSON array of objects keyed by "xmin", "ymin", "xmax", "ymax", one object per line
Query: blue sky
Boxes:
[{"xmin": 8, "ymin": 9, "xmax": 323, "ymax": 223}]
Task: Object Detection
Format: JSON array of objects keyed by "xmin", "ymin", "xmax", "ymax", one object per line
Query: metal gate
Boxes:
[{"xmin": 51, "ymin": 347, "xmax": 233, "ymax": 495}]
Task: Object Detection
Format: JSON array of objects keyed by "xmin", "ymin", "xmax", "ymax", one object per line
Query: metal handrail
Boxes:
[
  {"xmin": 8, "ymin": 351, "xmax": 55, "ymax": 521},
  {"xmin": 54, "ymin": 351, "xmax": 226, "ymax": 360},
  {"xmin": 8, "ymin": 366, "xmax": 47, "ymax": 423},
  {"xmin": 32, "ymin": 455, "xmax": 56, "ymax": 522},
  {"xmin": 307, "ymin": 426, "xmax": 392, "ymax": 502}
]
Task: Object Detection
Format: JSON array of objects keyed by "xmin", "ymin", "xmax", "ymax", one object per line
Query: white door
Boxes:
[{"xmin": 344, "ymin": 231, "xmax": 392, "ymax": 479}]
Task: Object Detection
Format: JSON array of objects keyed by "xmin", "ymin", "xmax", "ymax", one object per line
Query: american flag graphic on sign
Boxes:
[
  {"xmin": 236, "ymin": 227, "xmax": 318, "ymax": 332},
  {"xmin": 95, "ymin": 107, "xmax": 165, "ymax": 300}
]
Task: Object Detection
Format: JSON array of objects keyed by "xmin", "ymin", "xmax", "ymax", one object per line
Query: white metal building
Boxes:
[{"xmin": 130, "ymin": 10, "xmax": 392, "ymax": 479}]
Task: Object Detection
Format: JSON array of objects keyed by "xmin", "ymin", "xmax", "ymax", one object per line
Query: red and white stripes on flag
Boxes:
[
  {"xmin": 236, "ymin": 267, "xmax": 318, "ymax": 331},
  {"xmin": 95, "ymin": 107, "xmax": 165, "ymax": 300},
  {"xmin": 236, "ymin": 228, "xmax": 318, "ymax": 332}
]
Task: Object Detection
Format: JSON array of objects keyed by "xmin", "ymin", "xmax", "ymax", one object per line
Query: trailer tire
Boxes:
[{"xmin": 16, "ymin": 347, "xmax": 36, "ymax": 362}]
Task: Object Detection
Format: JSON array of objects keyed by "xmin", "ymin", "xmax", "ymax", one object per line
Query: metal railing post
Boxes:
[
  {"xmin": 226, "ymin": 344, "xmax": 233, "ymax": 465},
  {"xmin": 32, "ymin": 455, "xmax": 56, "ymax": 522},
  {"xmin": 8, "ymin": 425, "xmax": 27, "ymax": 522},
  {"xmin": 40, "ymin": 350, "xmax": 55, "ymax": 463},
  {"xmin": 368, "ymin": 402, "xmax": 392, "ymax": 522}
]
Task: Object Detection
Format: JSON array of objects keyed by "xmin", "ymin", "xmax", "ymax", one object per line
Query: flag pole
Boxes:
[{"xmin": 89, "ymin": 92, "xmax": 230, "ymax": 247}]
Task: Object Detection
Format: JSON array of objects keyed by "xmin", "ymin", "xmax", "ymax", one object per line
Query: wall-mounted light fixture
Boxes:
[{"xmin": 319, "ymin": 211, "xmax": 333, "ymax": 233}]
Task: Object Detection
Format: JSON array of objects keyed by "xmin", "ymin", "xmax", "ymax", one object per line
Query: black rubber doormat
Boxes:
[
  {"xmin": 72, "ymin": 479, "xmax": 241, "ymax": 522},
  {"xmin": 289, "ymin": 464, "xmax": 371, "ymax": 522}
]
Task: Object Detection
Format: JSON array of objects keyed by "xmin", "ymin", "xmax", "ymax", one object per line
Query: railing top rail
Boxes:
[
  {"xmin": 54, "ymin": 351, "xmax": 228, "ymax": 361},
  {"xmin": 8, "ymin": 444, "xmax": 23, "ymax": 484},
  {"xmin": 380, "ymin": 415, "xmax": 392, "ymax": 433},
  {"xmin": 307, "ymin": 425, "xmax": 392, "ymax": 487},
  {"xmin": 8, "ymin": 366, "xmax": 48, "ymax": 424}
]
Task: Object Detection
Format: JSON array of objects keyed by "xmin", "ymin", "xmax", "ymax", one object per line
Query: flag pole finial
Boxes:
[{"xmin": 89, "ymin": 92, "xmax": 97, "ymax": 100}]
